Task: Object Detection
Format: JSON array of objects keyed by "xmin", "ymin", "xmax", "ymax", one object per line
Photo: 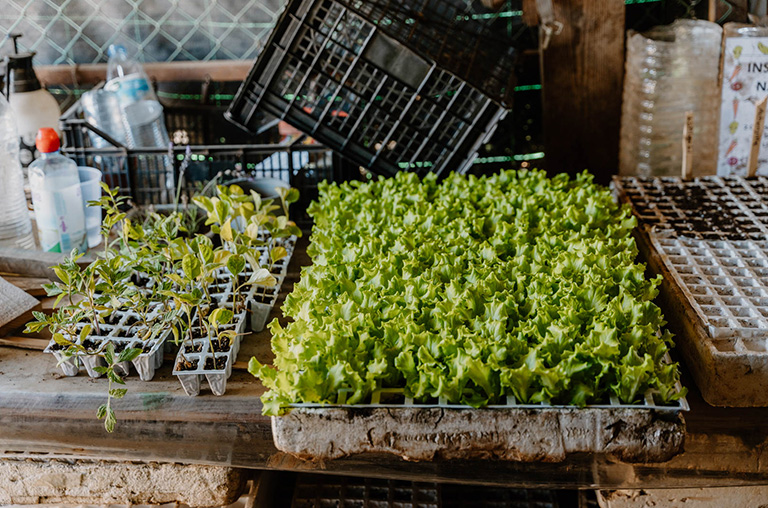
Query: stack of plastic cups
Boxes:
[
  {"xmin": 619, "ymin": 20, "xmax": 723, "ymax": 177},
  {"xmin": 0, "ymin": 95, "xmax": 35, "ymax": 249}
]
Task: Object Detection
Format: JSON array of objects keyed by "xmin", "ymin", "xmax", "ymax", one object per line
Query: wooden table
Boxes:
[{"xmin": 2, "ymin": 236, "xmax": 768, "ymax": 490}]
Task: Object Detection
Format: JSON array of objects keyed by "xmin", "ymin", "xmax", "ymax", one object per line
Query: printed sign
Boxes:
[{"xmin": 718, "ymin": 36, "xmax": 768, "ymax": 175}]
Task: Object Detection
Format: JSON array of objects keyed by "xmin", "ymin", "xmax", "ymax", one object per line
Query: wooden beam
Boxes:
[
  {"xmin": 0, "ymin": 248, "xmax": 93, "ymax": 280},
  {"xmin": 522, "ymin": 0, "xmax": 539, "ymax": 26},
  {"xmin": 540, "ymin": 0, "xmax": 625, "ymax": 184},
  {"xmin": 713, "ymin": 0, "xmax": 748, "ymax": 23},
  {"xmin": 0, "ymin": 336, "xmax": 48, "ymax": 351},
  {"xmin": 36, "ymin": 60, "xmax": 254, "ymax": 87},
  {"xmin": 4, "ymin": 276, "xmax": 52, "ymax": 297}
]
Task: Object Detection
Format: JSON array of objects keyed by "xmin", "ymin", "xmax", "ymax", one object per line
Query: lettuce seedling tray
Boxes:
[
  {"xmin": 272, "ymin": 364, "xmax": 687, "ymax": 463},
  {"xmin": 615, "ymin": 175, "xmax": 768, "ymax": 406}
]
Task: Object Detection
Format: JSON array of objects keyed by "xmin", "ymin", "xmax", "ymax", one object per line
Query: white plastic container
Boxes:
[
  {"xmin": 28, "ymin": 128, "xmax": 87, "ymax": 253},
  {"xmin": 0, "ymin": 94, "xmax": 35, "ymax": 249},
  {"xmin": 6, "ymin": 52, "xmax": 61, "ymax": 167}
]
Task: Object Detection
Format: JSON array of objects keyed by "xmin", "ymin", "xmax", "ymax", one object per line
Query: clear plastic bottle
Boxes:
[
  {"xmin": 0, "ymin": 94, "xmax": 35, "ymax": 249},
  {"xmin": 105, "ymin": 44, "xmax": 174, "ymax": 193},
  {"xmin": 105, "ymin": 44, "xmax": 157, "ymax": 104},
  {"xmin": 28, "ymin": 128, "xmax": 86, "ymax": 253}
]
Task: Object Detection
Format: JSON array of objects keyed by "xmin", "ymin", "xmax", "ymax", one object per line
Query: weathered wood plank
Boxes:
[
  {"xmin": 4, "ymin": 276, "xmax": 52, "ymax": 297},
  {"xmin": 36, "ymin": 60, "xmax": 253, "ymax": 87},
  {"xmin": 0, "ymin": 336, "xmax": 48, "ymax": 351},
  {"xmin": 0, "ymin": 248, "xmax": 92, "ymax": 280},
  {"xmin": 0, "ymin": 278, "xmax": 41, "ymax": 337},
  {"xmin": 522, "ymin": 0, "xmax": 539, "ymax": 26},
  {"xmin": 540, "ymin": 0, "xmax": 625, "ymax": 183}
]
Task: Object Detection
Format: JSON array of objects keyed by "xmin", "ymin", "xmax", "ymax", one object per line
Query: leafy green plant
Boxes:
[
  {"xmin": 27, "ymin": 181, "xmax": 302, "ymax": 431},
  {"xmin": 250, "ymin": 170, "xmax": 687, "ymax": 416}
]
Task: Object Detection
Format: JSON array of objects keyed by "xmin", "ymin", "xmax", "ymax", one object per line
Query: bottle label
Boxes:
[
  {"xmin": 106, "ymin": 73, "xmax": 151, "ymax": 104},
  {"xmin": 31, "ymin": 183, "xmax": 87, "ymax": 253}
]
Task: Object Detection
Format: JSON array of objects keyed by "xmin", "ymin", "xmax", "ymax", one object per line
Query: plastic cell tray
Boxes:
[
  {"xmin": 615, "ymin": 175, "xmax": 768, "ymax": 406},
  {"xmin": 43, "ymin": 308, "xmax": 169, "ymax": 380}
]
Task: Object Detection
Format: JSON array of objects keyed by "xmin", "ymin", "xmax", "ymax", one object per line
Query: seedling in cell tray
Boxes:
[
  {"xmin": 26, "ymin": 181, "xmax": 303, "ymax": 430},
  {"xmin": 173, "ymin": 308, "xmax": 247, "ymax": 396}
]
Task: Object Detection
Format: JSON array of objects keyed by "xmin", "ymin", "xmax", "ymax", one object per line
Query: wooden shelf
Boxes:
[{"xmin": 3, "ymin": 236, "xmax": 768, "ymax": 488}]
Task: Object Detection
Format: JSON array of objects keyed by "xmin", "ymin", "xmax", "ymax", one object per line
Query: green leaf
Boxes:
[
  {"xmin": 220, "ymin": 218, "xmax": 234, "ymax": 242},
  {"xmin": 97, "ymin": 404, "xmax": 108, "ymax": 419},
  {"xmin": 53, "ymin": 266, "xmax": 70, "ymax": 285},
  {"xmin": 227, "ymin": 254, "xmax": 246, "ymax": 277},
  {"xmin": 246, "ymin": 268, "xmax": 277, "ymax": 287},
  {"xmin": 182, "ymin": 254, "xmax": 201, "ymax": 280},
  {"xmin": 104, "ymin": 407, "xmax": 116, "ymax": 433},
  {"xmin": 109, "ymin": 388, "xmax": 128, "ymax": 399},
  {"xmin": 118, "ymin": 347, "xmax": 142, "ymax": 363},
  {"xmin": 103, "ymin": 342, "xmax": 115, "ymax": 365},
  {"xmin": 270, "ymin": 246, "xmax": 288, "ymax": 263},
  {"xmin": 53, "ymin": 333, "xmax": 72, "ymax": 348},
  {"xmin": 210, "ymin": 307, "xmax": 234, "ymax": 327}
]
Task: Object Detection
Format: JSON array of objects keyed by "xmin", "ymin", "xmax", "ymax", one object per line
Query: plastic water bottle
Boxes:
[
  {"xmin": 105, "ymin": 44, "xmax": 159, "ymax": 104},
  {"xmin": 28, "ymin": 128, "xmax": 86, "ymax": 253},
  {"xmin": 0, "ymin": 94, "xmax": 35, "ymax": 249},
  {"xmin": 104, "ymin": 44, "xmax": 174, "ymax": 194}
]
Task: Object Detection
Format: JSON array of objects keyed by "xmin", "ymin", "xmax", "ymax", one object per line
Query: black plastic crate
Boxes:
[
  {"xmin": 226, "ymin": 0, "xmax": 512, "ymax": 178},
  {"xmin": 288, "ymin": 473, "xmax": 563, "ymax": 508},
  {"xmin": 59, "ymin": 81, "xmax": 353, "ymax": 223}
]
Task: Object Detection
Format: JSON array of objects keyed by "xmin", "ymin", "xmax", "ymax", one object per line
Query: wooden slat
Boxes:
[
  {"xmin": 0, "ymin": 248, "xmax": 93, "ymax": 280},
  {"xmin": 540, "ymin": 0, "xmax": 625, "ymax": 184},
  {"xmin": 0, "ymin": 336, "xmax": 49, "ymax": 351},
  {"xmin": 4, "ymin": 276, "xmax": 52, "ymax": 297},
  {"xmin": 37, "ymin": 60, "xmax": 254, "ymax": 87},
  {"xmin": 0, "ymin": 277, "xmax": 41, "ymax": 337},
  {"xmin": 522, "ymin": 0, "xmax": 539, "ymax": 26}
]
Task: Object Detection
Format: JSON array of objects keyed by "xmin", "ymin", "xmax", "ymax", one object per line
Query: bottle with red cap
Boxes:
[{"xmin": 28, "ymin": 128, "xmax": 86, "ymax": 253}]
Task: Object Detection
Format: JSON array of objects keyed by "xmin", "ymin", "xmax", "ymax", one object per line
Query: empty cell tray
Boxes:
[{"xmin": 614, "ymin": 175, "xmax": 768, "ymax": 406}]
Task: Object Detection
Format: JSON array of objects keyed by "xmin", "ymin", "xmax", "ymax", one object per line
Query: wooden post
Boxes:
[
  {"xmin": 682, "ymin": 111, "xmax": 694, "ymax": 181},
  {"xmin": 540, "ymin": 0, "xmax": 625, "ymax": 184},
  {"xmin": 747, "ymin": 97, "xmax": 768, "ymax": 178}
]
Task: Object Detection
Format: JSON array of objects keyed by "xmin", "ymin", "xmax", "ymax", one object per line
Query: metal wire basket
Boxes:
[
  {"xmin": 59, "ymin": 82, "xmax": 353, "ymax": 223},
  {"xmin": 226, "ymin": 0, "xmax": 514, "ymax": 178}
]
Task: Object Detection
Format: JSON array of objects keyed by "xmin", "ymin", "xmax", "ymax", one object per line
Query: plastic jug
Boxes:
[{"xmin": 28, "ymin": 128, "xmax": 86, "ymax": 253}]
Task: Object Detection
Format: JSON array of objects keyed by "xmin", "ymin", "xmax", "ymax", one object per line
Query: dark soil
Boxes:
[
  {"xmin": 81, "ymin": 338, "xmax": 102, "ymax": 352},
  {"xmin": 49, "ymin": 342, "xmax": 65, "ymax": 351},
  {"xmin": 185, "ymin": 343, "xmax": 204, "ymax": 354},
  {"xmin": 105, "ymin": 314, "xmax": 122, "ymax": 325},
  {"xmin": 112, "ymin": 342, "xmax": 128, "ymax": 354},
  {"xmin": 190, "ymin": 327, "xmax": 206, "ymax": 340},
  {"xmin": 253, "ymin": 292, "xmax": 275, "ymax": 304},
  {"xmin": 204, "ymin": 356, "xmax": 228, "ymax": 370},
  {"xmin": 123, "ymin": 315, "xmax": 140, "ymax": 327},
  {"xmin": 629, "ymin": 177, "xmax": 768, "ymax": 240},
  {"xmin": 131, "ymin": 273, "xmax": 151, "ymax": 286},
  {"xmin": 211, "ymin": 338, "xmax": 231, "ymax": 353},
  {"xmin": 177, "ymin": 358, "xmax": 199, "ymax": 371}
]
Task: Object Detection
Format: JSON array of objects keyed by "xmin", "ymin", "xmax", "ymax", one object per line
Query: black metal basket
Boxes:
[
  {"xmin": 225, "ymin": 0, "xmax": 513, "ymax": 178},
  {"xmin": 59, "ymin": 82, "xmax": 353, "ymax": 224}
]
